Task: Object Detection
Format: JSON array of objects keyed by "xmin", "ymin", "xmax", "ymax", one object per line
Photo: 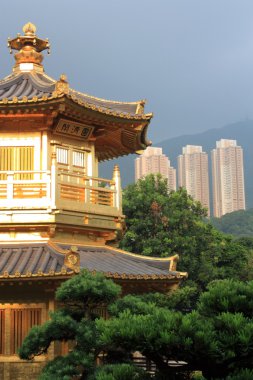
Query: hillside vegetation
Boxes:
[{"xmin": 211, "ymin": 209, "xmax": 253, "ymax": 237}]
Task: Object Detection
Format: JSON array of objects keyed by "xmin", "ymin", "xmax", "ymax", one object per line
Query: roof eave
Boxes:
[{"xmin": 0, "ymin": 271, "xmax": 185, "ymax": 282}]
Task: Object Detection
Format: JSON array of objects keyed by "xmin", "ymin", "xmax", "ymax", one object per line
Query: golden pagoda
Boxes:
[{"xmin": 0, "ymin": 23, "xmax": 187, "ymax": 379}]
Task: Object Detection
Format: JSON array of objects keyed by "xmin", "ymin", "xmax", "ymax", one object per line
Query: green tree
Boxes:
[
  {"xmin": 89, "ymin": 364, "xmax": 151, "ymax": 380},
  {"xmin": 120, "ymin": 175, "xmax": 251, "ymax": 289},
  {"xmin": 120, "ymin": 174, "xmax": 206, "ymax": 257},
  {"xmin": 19, "ymin": 271, "xmax": 253, "ymax": 380},
  {"xmin": 235, "ymin": 236, "xmax": 253, "ymax": 250},
  {"xmin": 98, "ymin": 279, "xmax": 253, "ymax": 380},
  {"xmin": 19, "ymin": 270, "xmax": 149, "ymax": 380}
]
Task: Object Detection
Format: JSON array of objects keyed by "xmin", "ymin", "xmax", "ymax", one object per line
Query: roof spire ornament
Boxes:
[
  {"xmin": 7, "ymin": 22, "xmax": 50, "ymax": 72},
  {"xmin": 23, "ymin": 22, "xmax": 36, "ymax": 36}
]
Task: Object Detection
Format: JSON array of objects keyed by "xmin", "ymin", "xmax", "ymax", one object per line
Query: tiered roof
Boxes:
[{"xmin": 0, "ymin": 22, "xmax": 152, "ymax": 161}]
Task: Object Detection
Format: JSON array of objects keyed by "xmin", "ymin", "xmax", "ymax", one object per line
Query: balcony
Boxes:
[{"xmin": 0, "ymin": 167, "xmax": 122, "ymax": 216}]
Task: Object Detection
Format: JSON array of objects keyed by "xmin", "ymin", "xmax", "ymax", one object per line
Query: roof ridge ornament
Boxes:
[
  {"xmin": 64, "ymin": 246, "xmax": 80, "ymax": 273},
  {"xmin": 7, "ymin": 22, "xmax": 50, "ymax": 73},
  {"xmin": 54, "ymin": 74, "xmax": 69, "ymax": 95}
]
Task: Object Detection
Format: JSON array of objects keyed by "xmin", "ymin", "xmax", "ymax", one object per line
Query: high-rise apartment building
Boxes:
[
  {"xmin": 135, "ymin": 147, "xmax": 176, "ymax": 191},
  {"xmin": 178, "ymin": 145, "xmax": 210, "ymax": 215},
  {"xmin": 212, "ymin": 139, "xmax": 245, "ymax": 217}
]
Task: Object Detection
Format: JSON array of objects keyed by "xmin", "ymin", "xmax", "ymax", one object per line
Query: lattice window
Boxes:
[
  {"xmin": 10, "ymin": 308, "xmax": 42, "ymax": 354},
  {"xmin": 72, "ymin": 151, "xmax": 85, "ymax": 168},
  {"xmin": 0, "ymin": 310, "xmax": 5, "ymax": 354},
  {"xmin": 56, "ymin": 147, "xmax": 69, "ymax": 165},
  {"xmin": 0, "ymin": 146, "xmax": 34, "ymax": 180}
]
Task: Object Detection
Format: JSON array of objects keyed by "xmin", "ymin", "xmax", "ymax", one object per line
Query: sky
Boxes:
[{"xmin": 0, "ymin": 1, "xmax": 253, "ymax": 142}]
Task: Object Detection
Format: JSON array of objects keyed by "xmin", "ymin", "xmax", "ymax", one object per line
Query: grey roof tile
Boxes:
[
  {"xmin": 0, "ymin": 72, "xmax": 55, "ymax": 101},
  {"xmin": 0, "ymin": 72, "xmax": 140, "ymax": 116},
  {"xmin": 69, "ymin": 89, "xmax": 139, "ymax": 115},
  {"xmin": 0, "ymin": 243, "xmax": 182, "ymax": 280}
]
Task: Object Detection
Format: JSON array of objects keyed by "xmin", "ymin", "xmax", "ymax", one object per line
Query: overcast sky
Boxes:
[{"xmin": 0, "ymin": 1, "xmax": 253, "ymax": 142}]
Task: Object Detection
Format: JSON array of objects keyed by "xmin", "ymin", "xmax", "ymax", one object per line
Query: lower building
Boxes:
[{"xmin": 0, "ymin": 241, "xmax": 185, "ymax": 379}]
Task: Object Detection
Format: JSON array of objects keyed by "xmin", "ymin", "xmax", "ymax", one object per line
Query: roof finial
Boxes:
[
  {"xmin": 7, "ymin": 22, "xmax": 50, "ymax": 72},
  {"xmin": 23, "ymin": 22, "xmax": 36, "ymax": 36}
]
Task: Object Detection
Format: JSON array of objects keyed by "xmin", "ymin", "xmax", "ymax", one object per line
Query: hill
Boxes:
[
  {"xmin": 211, "ymin": 209, "xmax": 253, "ymax": 237},
  {"xmin": 100, "ymin": 120, "xmax": 253, "ymax": 209}
]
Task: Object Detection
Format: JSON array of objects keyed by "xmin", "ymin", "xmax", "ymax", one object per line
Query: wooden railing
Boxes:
[
  {"xmin": 132, "ymin": 355, "xmax": 156, "ymax": 374},
  {"xmin": 0, "ymin": 168, "xmax": 121, "ymax": 212},
  {"xmin": 57, "ymin": 171, "xmax": 115, "ymax": 208},
  {"xmin": 0, "ymin": 170, "xmax": 51, "ymax": 208},
  {"xmin": 132, "ymin": 354, "xmax": 186, "ymax": 375}
]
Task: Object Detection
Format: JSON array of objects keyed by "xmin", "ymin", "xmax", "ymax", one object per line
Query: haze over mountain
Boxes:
[{"xmin": 100, "ymin": 120, "xmax": 253, "ymax": 210}]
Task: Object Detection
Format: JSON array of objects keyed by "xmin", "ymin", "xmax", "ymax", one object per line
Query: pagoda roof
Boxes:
[
  {"xmin": 0, "ymin": 71, "xmax": 55, "ymax": 100},
  {"xmin": 0, "ymin": 242, "xmax": 186, "ymax": 281},
  {"xmin": 0, "ymin": 23, "xmax": 153, "ymax": 161},
  {"xmin": 0, "ymin": 71, "xmax": 151, "ymax": 121}
]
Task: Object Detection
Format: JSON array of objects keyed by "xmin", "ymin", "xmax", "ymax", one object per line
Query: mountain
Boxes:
[
  {"xmin": 211, "ymin": 209, "xmax": 253, "ymax": 237},
  {"xmin": 100, "ymin": 120, "xmax": 253, "ymax": 209}
]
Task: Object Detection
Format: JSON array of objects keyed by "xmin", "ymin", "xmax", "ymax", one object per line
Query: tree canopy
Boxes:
[
  {"xmin": 19, "ymin": 270, "xmax": 150, "ymax": 380},
  {"xmin": 120, "ymin": 175, "xmax": 252, "ymax": 289},
  {"xmin": 19, "ymin": 272, "xmax": 253, "ymax": 380},
  {"xmin": 99, "ymin": 278, "xmax": 253, "ymax": 379}
]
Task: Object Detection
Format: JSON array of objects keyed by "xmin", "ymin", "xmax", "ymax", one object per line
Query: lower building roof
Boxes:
[{"xmin": 0, "ymin": 242, "xmax": 186, "ymax": 281}]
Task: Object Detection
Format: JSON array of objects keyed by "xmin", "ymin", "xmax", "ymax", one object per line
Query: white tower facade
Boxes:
[
  {"xmin": 178, "ymin": 145, "xmax": 210, "ymax": 215},
  {"xmin": 135, "ymin": 147, "xmax": 176, "ymax": 191},
  {"xmin": 212, "ymin": 139, "xmax": 245, "ymax": 217}
]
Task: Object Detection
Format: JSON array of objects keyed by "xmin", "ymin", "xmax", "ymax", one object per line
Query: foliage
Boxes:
[
  {"xmin": 225, "ymin": 369, "xmax": 253, "ymax": 380},
  {"xmin": 19, "ymin": 270, "xmax": 121, "ymax": 380},
  {"xmin": 98, "ymin": 279, "xmax": 253, "ymax": 380},
  {"xmin": 89, "ymin": 364, "xmax": 151, "ymax": 380},
  {"xmin": 211, "ymin": 209, "xmax": 253, "ymax": 237},
  {"xmin": 19, "ymin": 310, "xmax": 78, "ymax": 359},
  {"xmin": 109, "ymin": 286, "xmax": 199, "ymax": 315},
  {"xmin": 193, "ymin": 369, "xmax": 253, "ymax": 380},
  {"xmin": 19, "ymin": 269, "xmax": 253, "ymax": 380},
  {"xmin": 235, "ymin": 236, "xmax": 253, "ymax": 250},
  {"xmin": 120, "ymin": 174, "xmax": 206, "ymax": 257},
  {"xmin": 56, "ymin": 269, "xmax": 120, "ymax": 313},
  {"xmin": 108, "ymin": 294, "xmax": 157, "ymax": 317},
  {"xmin": 197, "ymin": 279, "xmax": 253, "ymax": 318},
  {"xmin": 120, "ymin": 174, "xmax": 252, "ymax": 289},
  {"xmin": 140, "ymin": 285, "xmax": 199, "ymax": 312}
]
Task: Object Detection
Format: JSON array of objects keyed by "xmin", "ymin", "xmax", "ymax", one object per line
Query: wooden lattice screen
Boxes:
[
  {"xmin": 0, "ymin": 310, "xmax": 5, "ymax": 354},
  {"xmin": 0, "ymin": 146, "xmax": 34, "ymax": 180},
  {"xmin": 10, "ymin": 308, "xmax": 41, "ymax": 354}
]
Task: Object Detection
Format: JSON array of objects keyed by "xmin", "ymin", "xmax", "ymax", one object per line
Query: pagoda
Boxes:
[{"xmin": 0, "ymin": 23, "xmax": 187, "ymax": 379}]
